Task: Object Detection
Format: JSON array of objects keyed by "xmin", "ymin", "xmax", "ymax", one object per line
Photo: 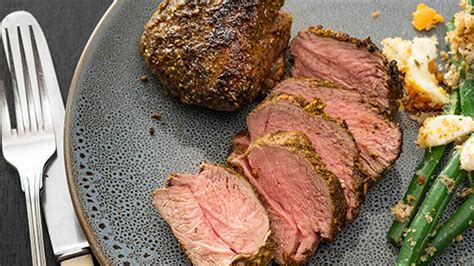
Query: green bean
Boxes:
[
  {"xmin": 387, "ymin": 92, "xmax": 459, "ymax": 246},
  {"xmin": 421, "ymin": 179, "xmax": 473, "ymax": 264},
  {"xmin": 396, "ymin": 146, "xmax": 469, "ymax": 266}
]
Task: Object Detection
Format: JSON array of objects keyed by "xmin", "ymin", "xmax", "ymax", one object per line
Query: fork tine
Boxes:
[
  {"xmin": 38, "ymin": 79, "xmax": 53, "ymax": 132},
  {"xmin": 0, "ymin": 80, "xmax": 12, "ymax": 137},
  {"xmin": 29, "ymin": 26, "xmax": 53, "ymax": 131},
  {"xmin": 2, "ymin": 24, "xmax": 30, "ymax": 133},
  {"xmin": 19, "ymin": 24, "xmax": 42, "ymax": 132}
]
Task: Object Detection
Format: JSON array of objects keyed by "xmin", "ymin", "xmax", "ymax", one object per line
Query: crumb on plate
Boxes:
[
  {"xmin": 140, "ymin": 74, "xmax": 149, "ymax": 82},
  {"xmin": 151, "ymin": 113, "xmax": 162, "ymax": 120}
]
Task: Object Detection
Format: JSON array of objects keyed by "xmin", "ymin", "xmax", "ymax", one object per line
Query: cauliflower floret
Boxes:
[{"xmin": 416, "ymin": 115, "xmax": 474, "ymax": 148}]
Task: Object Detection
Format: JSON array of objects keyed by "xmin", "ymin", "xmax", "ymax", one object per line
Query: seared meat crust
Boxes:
[{"xmin": 141, "ymin": 0, "xmax": 291, "ymax": 111}]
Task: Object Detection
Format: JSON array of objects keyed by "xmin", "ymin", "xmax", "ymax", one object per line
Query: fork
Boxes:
[{"xmin": 1, "ymin": 19, "xmax": 57, "ymax": 266}]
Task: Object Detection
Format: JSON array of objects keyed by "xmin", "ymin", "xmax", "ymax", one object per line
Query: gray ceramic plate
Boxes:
[{"xmin": 65, "ymin": 0, "xmax": 473, "ymax": 264}]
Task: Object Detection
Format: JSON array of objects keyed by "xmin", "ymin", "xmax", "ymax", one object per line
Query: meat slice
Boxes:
[
  {"xmin": 153, "ymin": 163, "xmax": 271, "ymax": 265},
  {"xmin": 271, "ymin": 79, "xmax": 402, "ymax": 183},
  {"xmin": 232, "ymin": 131, "xmax": 346, "ymax": 264},
  {"xmin": 290, "ymin": 26, "xmax": 402, "ymax": 115},
  {"xmin": 141, "ymin": 1, "xmax": 292, "ymax": 111},
  {"xmin": 245, "ymin": 94, "xmax": 362, "ymax": 220}
]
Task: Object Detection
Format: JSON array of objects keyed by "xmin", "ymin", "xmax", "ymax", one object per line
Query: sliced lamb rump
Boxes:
[
  {"xmin": 245, "ymin": 94, "xmax": 362, "ymax": 221},
  {"xmin": 271, "ymin": 79, "xmax": 402, "ymax": 183},
  {"xmin": 290, "ymin": 26, "xmax": 402, "ymax": 115},
  {"xmin": 153, "ymin": 163, "xmax": 271, "ymax": 265},
  {"xmin": 232, "ymin": 131, "xmax": 346, "ymax": 264}
]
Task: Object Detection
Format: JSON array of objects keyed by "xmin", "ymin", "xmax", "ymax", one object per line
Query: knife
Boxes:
[{"xmin": 1, "ymin": 12, "xmax": 93, "ymax": 265}]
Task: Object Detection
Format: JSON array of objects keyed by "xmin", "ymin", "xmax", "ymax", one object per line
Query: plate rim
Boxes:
[{"xmin": 64, "ymin": 0, "xmax": 123, "ymax": 264}]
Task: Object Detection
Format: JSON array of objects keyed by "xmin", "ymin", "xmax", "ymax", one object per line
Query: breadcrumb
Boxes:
[
  {"xmin": 371, "ymin": 11, "xmax": 380, "ymax": 18},
  {"xmin": 459, "ymin": 188, "xmax": 473, "ymax": 198},
  {"xmin": 424, "ymin": 213, "xmax": 433, "ymax": 224},
  {"xmin": 425, "ymin": 244, "xmax": 437, "ymax": 256},
  {"xmin": 440, "ymin": 51, "xmax": 449, "ymax": 61},
  {"xmin": 444, "ymin": 64, "xmax": 460, "ymax": 87},
  {"xmin": 446, "ymin": 4, "xmax": 473, "ymax": 63},
  {"xmin": 391, "ymin": 201, "xmax": 414, "ymax": 222},
  {"xmin": 439, "ymin": 175, "xmax": 456, "ymax": 193}
]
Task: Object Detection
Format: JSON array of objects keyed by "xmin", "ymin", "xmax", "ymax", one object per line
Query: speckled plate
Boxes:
[{"xmin": 65, "ymin": 0, "xmax": 473, "ymax": 264}]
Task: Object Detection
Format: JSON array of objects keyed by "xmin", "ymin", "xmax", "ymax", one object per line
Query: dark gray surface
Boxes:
[
  {"xmin": 0, "ymin": 1, "xmax": 112, "ymax": 265},
  {"xmin": 67, "ymin": 0, "xmax": 472, "ymax": 265}
]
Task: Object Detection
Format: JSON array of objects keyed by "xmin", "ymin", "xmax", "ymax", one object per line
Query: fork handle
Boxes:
[{"xmin": 20, "ymin": 169, "xmax": 46, "ymax": 266}]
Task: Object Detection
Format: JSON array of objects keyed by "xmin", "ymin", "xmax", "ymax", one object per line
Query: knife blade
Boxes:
[{"xmin": 1, "ymin": 11, "xmax": 90, "ymax": 262}]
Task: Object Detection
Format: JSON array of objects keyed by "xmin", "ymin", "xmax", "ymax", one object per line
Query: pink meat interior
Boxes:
[
  {"xmin": 153, "ymin": 164, "xmax": 269, "ymax": 265},
  {"xmin": 237, "ymin": 144, "xmax": 333, "ymax": 262},
  {"xmin": 272, "ymin": 80, "xmax": 402, "ymax": 178},
  {"xmin": 247, "ymin": 100, "xmax": 359, "ymax": 217},
  {"xmin": 291, "ymin": 31, "xmax": 390, "ymax": 111}
]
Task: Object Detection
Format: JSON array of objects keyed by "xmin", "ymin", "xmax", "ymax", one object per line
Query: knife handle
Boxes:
[{"xmin": 60, "ymin": 254, "xmax": 94, "ymax": 266}]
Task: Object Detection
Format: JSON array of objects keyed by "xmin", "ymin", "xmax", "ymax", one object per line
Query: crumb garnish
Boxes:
[
  {"xmin": 424, "ymin": 213, "xmax": 433, "ymax": 223},
  {"xmin": 425, "ymin": 244, "xmax": 437, "ymax": 257},
  {"xmin": 439, "ymin": 175, "xmax": 456, "ymax": 193},
  {"xmin": 391, "ymin": 201, "xmax": 414, "ymax": 222}
]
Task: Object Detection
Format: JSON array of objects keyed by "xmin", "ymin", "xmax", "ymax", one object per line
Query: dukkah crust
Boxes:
[{"xmin": 140, "ymin": 0, "xmax": 291, "ymax": 111}]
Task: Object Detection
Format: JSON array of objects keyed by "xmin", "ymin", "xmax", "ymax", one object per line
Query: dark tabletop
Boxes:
[{"xmin": 0, "ymin": 1, "xmax": 112, "ymax": 265}]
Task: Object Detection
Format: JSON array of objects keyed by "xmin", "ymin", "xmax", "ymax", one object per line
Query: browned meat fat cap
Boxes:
[{"xmin": 153, "ymin": 163, "xmax": 272, "ymax": 265}]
